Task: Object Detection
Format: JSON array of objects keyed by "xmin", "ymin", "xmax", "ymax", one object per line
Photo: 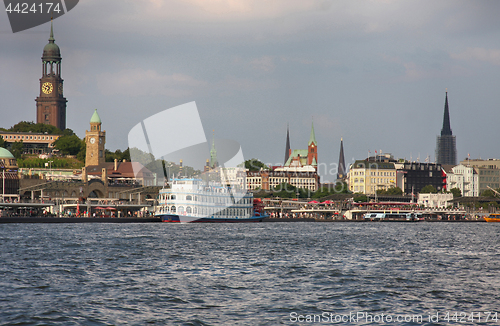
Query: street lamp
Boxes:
[{"xmin": 45, "ymin": 160, "xmax": 53, "ymax": 178}]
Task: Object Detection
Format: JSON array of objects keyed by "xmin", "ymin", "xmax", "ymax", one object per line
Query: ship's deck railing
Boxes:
[
  {"xmin": 158, "ymin": 200, "xmax": 251, "ymax": 207},
  {"xmin": 160, "ymin": 188, "xmax": 250, "ymax": 196}
]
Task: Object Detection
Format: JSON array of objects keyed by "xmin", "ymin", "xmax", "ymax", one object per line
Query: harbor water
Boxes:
[{"xmin": 1, "ymin": 223, "xmax": 499, "ymax": 325}]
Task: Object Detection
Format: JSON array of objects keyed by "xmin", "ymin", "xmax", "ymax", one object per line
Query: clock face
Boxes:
[
  {"xmin": 89, "ymin": 137, "xmax": 95, "ymax": 144},
  {"xmin": 42, "ymin": 82, "xmax": 53, "ymax": 94},
  {"xmin": 58, "ymin": 84, "xmax": 63, "ymax": 95}
]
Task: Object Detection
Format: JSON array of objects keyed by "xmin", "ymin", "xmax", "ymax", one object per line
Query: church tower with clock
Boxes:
[
  {"xmin": 85, "ymin": 109, "xmax": 106, "ymax": 167},
  {"xmin": 35, "ymin": 20, "xmax": 67, "ymax": 131}
]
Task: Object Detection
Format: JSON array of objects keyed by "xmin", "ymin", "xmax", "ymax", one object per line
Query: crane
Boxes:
[{"xmin": 487, "ymin": 186, "xmax": 500, "ymax": 197}]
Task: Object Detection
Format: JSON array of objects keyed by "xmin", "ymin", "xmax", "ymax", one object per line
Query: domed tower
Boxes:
[
  {"xmin": 35, "ymin": 20, "xmax": 67, "ymax": 131},
  {"xmin": 85, "ymin": 109, "xmax": 106, "ymax": 167}
]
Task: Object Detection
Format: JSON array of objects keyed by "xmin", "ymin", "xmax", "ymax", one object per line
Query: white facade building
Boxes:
[
  {"xmin": 446, "ymin": 164, "xmax": 478, "ymax": 197},
  {"xmin": 418, "ymin": 193, "xmax": 454, "ymax": 208}
]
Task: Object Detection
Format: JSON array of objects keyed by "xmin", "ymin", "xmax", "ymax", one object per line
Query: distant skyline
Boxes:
[{"xmin": 2, "ymin": 0, "xmax": 500, "ymax": 182}]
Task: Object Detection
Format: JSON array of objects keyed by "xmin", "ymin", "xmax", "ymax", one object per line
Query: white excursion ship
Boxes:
[{"xmin": 155, "ymin": 178, "xmax": 266, "ymax": 223}]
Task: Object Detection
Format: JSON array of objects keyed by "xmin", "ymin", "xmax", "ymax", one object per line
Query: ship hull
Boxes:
[
  {"xmin": 158, "ymin": 214, "xmax": 264, "ymax": 223},
  {"xmin": 484, "ymin": 216, "xmax": 500, "ymax": 222}
]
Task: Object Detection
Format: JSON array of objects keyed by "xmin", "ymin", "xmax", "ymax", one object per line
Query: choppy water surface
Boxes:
[{"xmin": 0, "ymin": 223, "xmax": 499, "ymax": 325}]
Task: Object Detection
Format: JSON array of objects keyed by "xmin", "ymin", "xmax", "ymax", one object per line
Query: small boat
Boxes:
[
  {"xmin": 484, "ymin": 214, "xmax": 500, "ymax": 222},
  {"xmin": 363, "ymin": 212, "xmax": 422, "ymax": 221}
]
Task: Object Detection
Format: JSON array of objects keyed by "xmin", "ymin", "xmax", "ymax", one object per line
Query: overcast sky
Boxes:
[{"xmin": 2, "ymin": 0, "xmax": 500, "ymax": 181}]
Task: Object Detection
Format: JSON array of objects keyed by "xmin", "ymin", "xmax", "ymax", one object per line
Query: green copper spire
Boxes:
[
  {"xmin": 90, "ymin": 109, "xmax": 101, "ymax": 124},
  {"xmin": 308, "ymin": 121, "xmax": 317, "ymax": 146},
  {"xmin": 49, "ymin": 19, "xmax": 54, "ymax": 42},
  {"xmin": 42, "ymin": 18, "xmax": 60, "ymax": 60},
  {"xmin": 209, "ymin": 131, "xmax": 218, "ymax": 168}
]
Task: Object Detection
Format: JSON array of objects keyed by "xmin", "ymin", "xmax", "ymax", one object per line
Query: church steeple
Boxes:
[
  {"xmin": 308, "ymin": 121, "xmax": 317, "ymax": 146},
  {"xmin": 284, "ymin": 124, "xmax": 291, "ymax": 165},
  {"xmin": 435, "ymin": 90, "xmax": 457, "ymax": 165},
  {"xmin": 441, "ymin": 91, "xmax": 452, "ymax": 136},
  {"xmin": 49, "ymin": 19, "xmax": 54, "ymax": 42},
  {"xmin": 36, "ymin": 19, "xmax": 67, "ymax": 131},
  {"xmin": 307, "ymin": 121, "xmax": 318, "ymax": 168},
  {"xmin": 209, "ymin": 131, "xmax": 218, "ymax": 168},
  {"xmin": 337, "ymin": 138, "xmax": 346, "ymax": 181}
]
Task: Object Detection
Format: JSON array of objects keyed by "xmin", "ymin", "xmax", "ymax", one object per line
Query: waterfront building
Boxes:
[
  {"xmin": 348, "ymin": 159, "xmax": 396, "ymax": 195},
  {"xmin": 35, "ymin": 20, "xmax": 67, "ymax": 131},
  {"xmin": 459, "ymin": 158, "xmax": 500, "ymax": 194},
  {"xmin": 246, "ymin": 170, "xmax": 319, "ymax": 192},
  {"xmin": 246, "ymin": 172, "xmax": 263, "ymax": 191},
  {"xmin": 85, "ymin": 159, "xmax": 156, "ymax": 188},
  {"xmin": 220, "ymin": 167, "xmax": 246, "ymax": 189},
  {"xmin": 445, "ymin": 164, "xmax": 479, "ymax": 197},
  {"xmin": 395, "ymin": 162, "xmax": 445, "ymax": 195},
  {"xmin": 418, "ymin": 193, "xmax": 453, "ymax": 208},
  {"xmin": 435, "ymin": 91, "xmax": 457, "ymax": 165},
  {"xmin": 0, "ymin": 132, "xmax": 61, "ymax": 154},
  {"xmin": 0, "ymin": 148, "xmax": 20, "ymax": 201}
]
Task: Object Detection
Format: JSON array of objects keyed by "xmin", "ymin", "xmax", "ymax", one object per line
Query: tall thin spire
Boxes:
[
  {"xmin": 337, "ymin": 137, "xmax": 346, "ymax": 181},
  {"xmin": 210, "ymin": 130, "xmax": 218, "ymax": 168},
  {"xmin": 441, "ymin": 91, "xmax": 452, "ymax": 136},
  {"xmin": 284, "ymin": 124, "xmax": 290, "ymax": 165},
  {"xmin": 49, "ymin": 17, "xmax": 54, "ymax": 42},
  {"xmin": 308, "ymin": 121, "xmax": 317, "ymax": 146},
  {"xmin": 436, "ymin": 90, "xmax": 457, "ymax": 165}
]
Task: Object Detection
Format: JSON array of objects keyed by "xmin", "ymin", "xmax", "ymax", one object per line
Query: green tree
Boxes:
[
  {"xmin": 354, "ymin": 194, "xmax": 368, "ymax": 203},
  {"xmin": 121, "ymin": 148, "xmax": 131, "ymax": 161},
  {"xmin": 334, "ymin": 181, "xmax": 351, "ymax": 194},
  {"xmin": 450, "ymin": 187, "xmax": 462, "ymax": 198},
  {"xmin": 105, "ymin": 149, "xmax": 115, "ymax": 162},
  {"xmin": 53, "ymin": 135, "xmax": 83, "ymax": 155},
  {"xmin": 312, "ymin": 182, "xmax": 350, "ymax": 198},
  {"xmin": 386, "ymin": 187, "xmax": 403, "ymax": 196},
  {"xmin": 62, "ymin": 128, "xmax": 75, "ymax": 136},
  {"xmin": 9, "ymin": 121, "xmax": 62, "ymax": 134},
  {"xmin": 105, "ymin": 148, "xmax": 131, "ymax": 162},
  {"xmin": 76, "ymin": 139, "xmax": 86, "ymax": 163},
  {"xmin": 272, "ymin": 183, "xmax": 298, "ymax": 198},
  {"xmin": 11, "ymin": 141, "xmax": 24, "ymax": 159},
  {"xmin": 244, "ymin": 158, "xmax": 267, "ymax": 172},
  {"xmin": 420, "ymin": 185, "xmax": 438, "ymax": 194},
  {"xmin": 313, "ymin": 186, "xmax": 332, "ymax": 199},
  {"xmin": 0, "ymin": 136, "xmax": 5, "ymax": 148},
  {"xmin": 129, "ymin": 147, "xmax": 155, "ymax": 167}
]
